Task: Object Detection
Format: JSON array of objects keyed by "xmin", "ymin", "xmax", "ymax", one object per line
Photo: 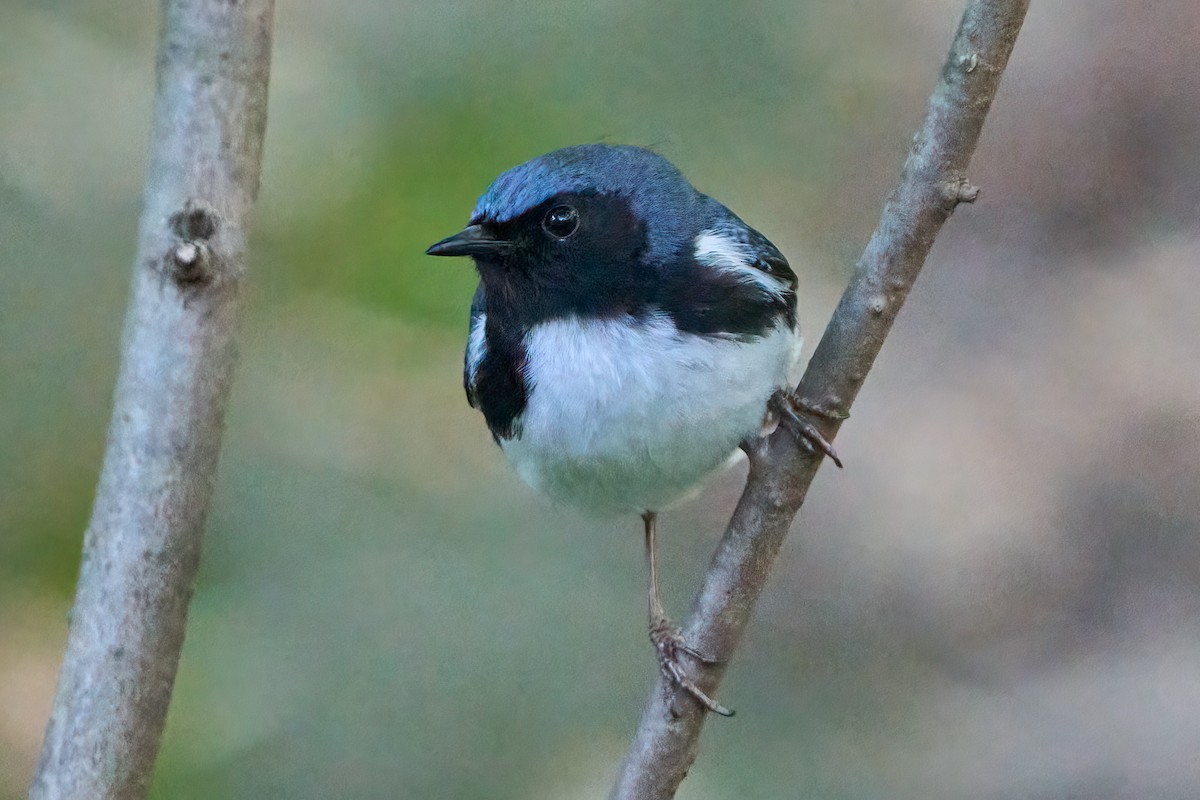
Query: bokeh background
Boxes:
[{"xmin": 3, "ymin": 0, "xmax": 1199, "ymax": 797}]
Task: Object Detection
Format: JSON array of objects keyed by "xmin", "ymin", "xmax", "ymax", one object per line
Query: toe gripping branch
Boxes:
[
  {"xmin": 649, "ymin": 620, "xmax": 734, "ymax": 717},
  {"xmin": 771, "ymin": 389, "xmax": 846, "ymax": 468}
]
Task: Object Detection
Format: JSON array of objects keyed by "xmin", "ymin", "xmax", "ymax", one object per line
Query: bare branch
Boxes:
[
  {"xmin": 610, "ymin": 1, "xmax": 1031, "ymax": 797},
  {"xmin": 30, "ymin": 1, "xmax": 274, "ymax": 797}
]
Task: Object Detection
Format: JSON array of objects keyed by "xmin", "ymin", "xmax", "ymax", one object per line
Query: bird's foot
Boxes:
[
  {"xmin": 771, "ymin": 389, "xmax": 845, "ymax": 468},
  {"xmin": 649, "ymin": 618, "xmax": 733, "ymax": 717}
]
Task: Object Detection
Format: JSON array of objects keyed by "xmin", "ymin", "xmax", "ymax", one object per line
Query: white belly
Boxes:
[{"xmin": 500, "ymin": 313, "xmax": 800, "ymax": 514}]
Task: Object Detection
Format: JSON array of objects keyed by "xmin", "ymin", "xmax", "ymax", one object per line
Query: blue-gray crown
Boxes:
[{"xmin": 471, "ymin": 144, "xmax": 718, "ymax": 262}]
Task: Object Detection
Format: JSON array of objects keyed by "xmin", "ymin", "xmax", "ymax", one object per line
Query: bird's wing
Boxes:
[
  {"xmin": 742, "ymin": 227, "xmax": 797, "ymax": 292},
  {"xmin": 661, "ymin": 219, "xmax": 799, "ymax": 337}
]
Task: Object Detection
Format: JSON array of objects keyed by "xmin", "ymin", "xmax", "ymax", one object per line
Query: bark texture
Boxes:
[
  {"xmin": 610, "ymin": 1, "xmax": 1031, "ymax": 797},
  {"xmin": 30, "ymin": 1, "xmax": 274, "ymax": 797}
]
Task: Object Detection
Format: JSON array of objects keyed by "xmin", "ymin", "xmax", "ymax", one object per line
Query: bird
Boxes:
[{"xmin": 426, "ymin": 143, "xmax": 840, "ymax": 716}]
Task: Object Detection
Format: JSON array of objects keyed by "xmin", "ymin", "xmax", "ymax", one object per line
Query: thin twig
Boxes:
[
  {"xmin": 30, "ymin": 1, "xmax": 274, "ymax": 797},
  {"xmin": 610, "ymin": 1, "xmax": 1031, "ymax": 797}
]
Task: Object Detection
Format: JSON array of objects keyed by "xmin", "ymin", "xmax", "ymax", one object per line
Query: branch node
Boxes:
[
  {"xmin": 940, "ymin": 178, "xmax": 980, "ymax": 209},
  {"xmin": 165, "ymin": 200, "xmax": 220, "ymax": 286},
  {"xmin": 170, "ymin": 200, "xmax": 219, "ymax": 241}
]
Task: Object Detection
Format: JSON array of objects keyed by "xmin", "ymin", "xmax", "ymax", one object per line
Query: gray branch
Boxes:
[
  {"xmin": 610, "ymin": 1, "xmax": 1031, "ymax": 797},
  {"xmin": 30, "ymin": 1, "xmax": 274, "ymax": 798}
]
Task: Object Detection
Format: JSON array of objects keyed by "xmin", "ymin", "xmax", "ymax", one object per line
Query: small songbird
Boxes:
[{"xmin": 427, "ymin": 144, "xmax": 839, "ymax": 715}]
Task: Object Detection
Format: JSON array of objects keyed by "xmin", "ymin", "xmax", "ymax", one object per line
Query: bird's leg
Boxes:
[
  {"xmin": 770, "ymin": 389, "xmax": 846, "ymax": 468},
  {"xmin": 642, "ymin": 511, "xmax": 733, "ymax": 717}
]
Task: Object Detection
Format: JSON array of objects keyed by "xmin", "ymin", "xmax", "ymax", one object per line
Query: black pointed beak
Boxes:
[{"xmin": 425, "ymin": 224, "xmax": 511, "ymax": 258}]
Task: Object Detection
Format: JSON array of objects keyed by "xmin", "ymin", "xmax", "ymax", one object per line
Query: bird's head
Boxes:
[{"xmin": 427, "ymin": 144, "xmax": 722, "ymax": 321}]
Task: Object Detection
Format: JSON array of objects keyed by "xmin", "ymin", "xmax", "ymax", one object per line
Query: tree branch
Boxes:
[
  {"xmin": 610, "ymin": 1, "xmax": 1030, "ymax": 797},
  {"xmin": 30, "ymin": 1, "xmax": 274, "ymax": 797}
]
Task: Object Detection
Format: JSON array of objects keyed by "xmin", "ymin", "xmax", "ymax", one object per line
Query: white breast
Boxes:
[{"xmin": 500, "ymin": 313, "xmax": 801, "ymax": 515}]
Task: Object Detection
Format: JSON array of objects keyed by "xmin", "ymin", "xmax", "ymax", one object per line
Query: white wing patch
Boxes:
[
  {"xmin": 694, "ymin": 227, "xmax": 790, "ymax": 300},
  {"xmin": 466, "ymin": 311, "xmax": 487, "ymax": 389}
]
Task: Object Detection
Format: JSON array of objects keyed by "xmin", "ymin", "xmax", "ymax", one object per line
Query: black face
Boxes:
[{"xmin": 471, "ymin": 191, "xmax": 657, "ymax": 327}]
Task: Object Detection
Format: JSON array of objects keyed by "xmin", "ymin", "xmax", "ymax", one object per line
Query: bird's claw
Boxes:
[
  {"xmin": 771, "ymin": 390, "xmax": 845, "ymax": 468},
  {"xmin": 649, "ymin": 620, "xmax": 733, "ymax": 717}
]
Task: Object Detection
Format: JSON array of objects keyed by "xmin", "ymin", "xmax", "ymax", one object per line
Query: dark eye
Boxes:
[{"xmin": 542, "ymin": 205, "xmax": 579, "ymax": 239}]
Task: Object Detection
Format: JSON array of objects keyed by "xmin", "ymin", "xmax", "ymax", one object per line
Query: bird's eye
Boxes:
[{"xmin": 542, "ymin": 205, "xmax": 579, "ymax": 239}]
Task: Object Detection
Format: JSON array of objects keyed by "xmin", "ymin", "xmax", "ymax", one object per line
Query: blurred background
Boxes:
[{"xmin": 3, "ymin": 0, "xmax": 1199, "ymax": 797}]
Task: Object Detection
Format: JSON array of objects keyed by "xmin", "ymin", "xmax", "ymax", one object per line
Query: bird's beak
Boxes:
[{"xmin": 425, "ymin": 224, "xmax": 511, "ymax": 258}]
